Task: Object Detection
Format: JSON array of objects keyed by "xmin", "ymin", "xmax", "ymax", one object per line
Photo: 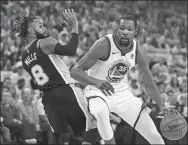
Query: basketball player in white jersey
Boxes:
[{"xmin": 70, "ymin": 15, "xmax": 175, "ymax": 144}]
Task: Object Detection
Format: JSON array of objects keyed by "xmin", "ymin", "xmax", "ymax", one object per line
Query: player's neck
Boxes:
[
  {"xmin": 113, "ymin": 33, "xmax": 133, "ymax": 53},
  {"xmin": 27, "ymin": 35, "xmax": 37, "ymax": 45}
]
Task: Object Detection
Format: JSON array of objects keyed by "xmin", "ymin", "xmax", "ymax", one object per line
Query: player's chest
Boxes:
[{"xmin": 106, "ymin": 50, "xmax": 135, "ymax": 68}]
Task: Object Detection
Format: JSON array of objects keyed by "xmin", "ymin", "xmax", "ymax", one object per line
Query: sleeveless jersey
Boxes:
[
  {"xmin": 21, "ymin": 39, "xmax": 75, "ymax": 91},
  {"xmin": 87, "ymin": 34, "xmax": 138, "ymax": 92}
]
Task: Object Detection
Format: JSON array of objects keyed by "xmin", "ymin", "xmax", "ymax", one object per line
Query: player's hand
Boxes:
[
  {"xmin": 94, "ymin": 80, "xmax": 115, "ymax": 96},
  {"xmin": 63, "ymin": 9, "xmax": 78, "ymax": 33},
  {"xmin": 159, "ymin": 107, "xmax": 180, "ymax": 117}
]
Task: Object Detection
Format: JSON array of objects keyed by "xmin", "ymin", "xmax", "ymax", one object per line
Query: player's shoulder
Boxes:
[
  {"xmin": 136, "ymin": 39, "xmax": 149, "ymax": 67},
  {"xmin": 20, "ymin": 48, "xmax": 28, "ymax": 60},
  {"xmin": 39, "ymin": 36, "xmax": 58, "ymax": 49},
  {"xmin": 92, "ymin": 35, "xmax": 110, "ymax": 50},
  {"xmin": 86, "ymin": 35, "xmax": 110, "ymax": 60},
  {"xmin": 135, "ymin": 39, "xmax": 147, "ymax": 54}
]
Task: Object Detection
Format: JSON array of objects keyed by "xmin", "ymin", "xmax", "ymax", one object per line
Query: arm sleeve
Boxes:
[
  {"xmin": 39, "ymin": 33, "xmax": 79, "ymax": 56},
  {"xmin": 54, "ymin": 33, "xmax": 79, "ymax": 56}
]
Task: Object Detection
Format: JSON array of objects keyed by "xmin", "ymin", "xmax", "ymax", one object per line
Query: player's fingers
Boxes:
[
  {"xmin": 105, "ymin": 82, "xmax": 114, "ymax": 94},
  {"xmin": 67, "ymin": 9, "xmax": 72, "ymax": 16},
  {"xmin": 173, "ymin": 109, "xmax": 179, "ymax": 115},
  {"xmin": 64, "ymin": 9, "xmax": 71, "ymax": 19},
  {"xmin": 65, "ymin": 9, "xmax": 69, "ymax": 16},
  {"xmin": 173, "ymin": 110, "xmax": 179, "ymax": 116},
  {"xmin": 101, "ymin": 89, "xmax": 108, "ymax": 96},
  {"xmin": 63, "ymin": 20, "xmax": 68, "ymax": 26},
  {"xmin": 100, "ymin": 84, "xmax": 111, "ymax": 96},
  {"xmin": 68, "ymin": 9, "xmax": 74, "ymax": 19},
  {"xmin": 63, "ymin": 10, "xmax": 69, "ymax": 20},
  {"xmin": 103, "ymin": 84, "xmax": 113, "ymax": 95},
  {"xmin": 159, "ymin": 109, "xmax": 168, "ymax": 116},
  {"xmin": 101, "ymin": 83, "xmax": 112, "ymax": 95},
  {"xmin": 104, "ymin": 88, "xmax": 113, "ymax": 96},
  {"xmin": 71, "ymin": 9, "xmax": 77, "ymax": 19},
  {"xmin": 99, "ymin": 85, "xmax": 106, "ymax": 93},
  {"xmin": 71, "ymin": 9, "xmax": 75, "ymax": 13},
  {"xmin": 159, "ymin": 111, "xmax": 165, "ymax": 115}
]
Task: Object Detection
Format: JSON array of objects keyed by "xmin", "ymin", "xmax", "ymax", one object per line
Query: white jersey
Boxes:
[{"xmin": 85, "ymin": 34, "xmax": 138, "ymax": 102}]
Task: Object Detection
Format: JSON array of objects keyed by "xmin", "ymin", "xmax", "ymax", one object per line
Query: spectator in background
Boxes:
[
  {"xmin": 0, "ymin": 91, "xmax": 23, "ymax": 140},
  {"xmin": 14, "ymin": 78, "xmax": 25, "ymax": 104},
  {"xmin": 166, "ymin": 75, "xmax": 180, "ymax": 93},
  {"xmin": 0, "ymin": 117, "xmax": 11, "ymax": 144},
  {"xmin": 8, "ymin": 84, "xmax": 20, "ymax": 106},
  {"xmin": 11, "ymin": 61, "xmax": 31, "ymax": 88},
  {"xmin": 10, "ymin": 62, "xmax": 25, "ymax": 85},
  {"xmin": 17, "ymin": 88, "xmax": 40, "ymax": 142},
  {"xmin": 166, "ymin": 90, "xmax": 178, "ymax": 108},
  {"xmin": 156, "ymin": 72, "xmax": 168, "ymax": 84},
  {"xmin": 151, "ymin": 57, "xmax": 168, "ymax": 75},
  {"xmin": 177, "ymin": 82, "xmax": 188, "ymax": 117},
  {"xmin": 2, "ymin": 77, "xmax": 11, "ymax": 89},
  {"xmin": 157, "ymin": 82, "xmax": 168, "ymax": 103},
  {"xmin": 58, "ymin": 30, "xmax": 69, "ymax": 45}
]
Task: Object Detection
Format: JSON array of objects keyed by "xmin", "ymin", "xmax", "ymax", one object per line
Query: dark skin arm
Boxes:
[
  {"xmin": 38, "ymin": 34, "xmax": 79, "ymax": 56},
  {"xmin": 136, "ymin": 42, "xmax": 166, "ymax": 109},
  {"xmin": 39, "ymin": 9, "xmax": 79, "ymax": 56},
  {"xmin": 136, "ymin": 42, "xmax": 180, "ymax": 116},
  {"xmin": 70, "ymin": 37, "xmax": 114, "ymax": 96}
]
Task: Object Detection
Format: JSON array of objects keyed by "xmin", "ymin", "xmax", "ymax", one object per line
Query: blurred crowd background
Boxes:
[{"xmin": 1, "ymin": 1, "xmax": 187, "ymax": 144}]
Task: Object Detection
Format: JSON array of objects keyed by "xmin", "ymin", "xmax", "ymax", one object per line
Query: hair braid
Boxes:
[{"xmin": 13, "ymin": 16, "xmax": 37, "ymax": 40}]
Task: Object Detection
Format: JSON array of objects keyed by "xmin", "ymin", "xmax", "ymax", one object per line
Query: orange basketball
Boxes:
[{"xmin": 160, "ymin": 113, "xmax": 187, "ymax": 140}]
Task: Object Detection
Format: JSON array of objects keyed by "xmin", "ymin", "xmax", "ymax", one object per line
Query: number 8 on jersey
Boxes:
[{"xmin": 31, "ymin": 64, "xmax": 49, "ymax": 86}]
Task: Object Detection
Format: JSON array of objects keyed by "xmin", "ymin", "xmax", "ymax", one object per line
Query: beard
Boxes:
[
  {"xmin": 35, "ymin": 31, "xmax": 49, "ymax": 39},
  {"xmin": 119, "ymin": 37, "xmax": 130, "ymax": 47}
]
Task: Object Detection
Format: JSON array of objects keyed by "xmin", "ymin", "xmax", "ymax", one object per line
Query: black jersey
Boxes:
[{"xmin": 21, "ymin": 40, "xmax": 75, "ymax": 91}]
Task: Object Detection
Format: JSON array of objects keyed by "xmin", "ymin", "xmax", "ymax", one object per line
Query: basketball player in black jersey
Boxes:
[{"xmin": 13, "ymin": 9, "xmax": 99, "ymax": 144}]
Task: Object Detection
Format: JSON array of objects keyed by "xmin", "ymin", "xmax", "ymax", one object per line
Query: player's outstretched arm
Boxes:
[
  {"xmin": 70, "ymin": 38, "xmax": 114, "ymax": 96},
  {"xmin": 137, "ymin": 42, "xmax": 166, "ymax": 109},
  {"xmin": 39, "ymin": 9, "xmax": 79, "ymax": 56}
]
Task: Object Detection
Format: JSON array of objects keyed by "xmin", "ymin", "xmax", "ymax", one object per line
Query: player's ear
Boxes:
[{"xmin": 28, "ymin": 28, "xmax": 34, "ymax": 35}]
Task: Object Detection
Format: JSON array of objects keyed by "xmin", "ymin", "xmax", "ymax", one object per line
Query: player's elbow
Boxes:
[
  {"xmin": 140, "ymin": 66, "xmax": 155, "ymax": 86},
  {"xmin": 54, "ymin": 43, "xmax": 77, "ymax": 56},
  {"xmin": 62, "ymin": 45, "xmax": 77, "ymax": 56}
]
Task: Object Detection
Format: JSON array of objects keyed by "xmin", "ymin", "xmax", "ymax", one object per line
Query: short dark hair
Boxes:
[
  {"xmin": 118, "ymin": 15, "xmax": 137, "ymax": 29},
  {"xmin": 13, "ymin": 16, "xmax": 38, "ymax": 40}
]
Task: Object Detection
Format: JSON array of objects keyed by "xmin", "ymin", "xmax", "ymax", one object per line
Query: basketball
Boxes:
[{"xmin": 160, "ymin": 113, "xmax": 187, "ymax": 140}]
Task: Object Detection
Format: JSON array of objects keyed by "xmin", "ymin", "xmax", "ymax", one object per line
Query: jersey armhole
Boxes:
[
  {"xmin": 37, "ymin": 39, "xmax": 42, "ymax": 50},
  {"xmin": 99, "ymin": 36, "xmax": 111, "ymax": 61},
  {"xmin": 37, "ymin": 39, "xmax": 54, "ymax": 55}
]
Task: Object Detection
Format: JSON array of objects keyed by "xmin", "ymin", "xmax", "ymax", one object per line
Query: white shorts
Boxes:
[
  {"xmin": 84, "ymin": 85, "xmax": 150, "ymax": 112},
  {"xmin": 84, "ymin": 86, "xmax": 165, "ymax": 144}
]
